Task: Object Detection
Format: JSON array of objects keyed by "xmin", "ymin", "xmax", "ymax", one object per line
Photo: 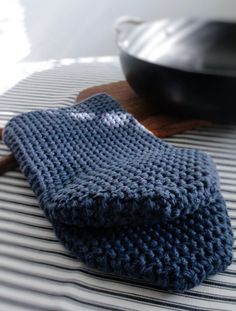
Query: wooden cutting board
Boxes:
[
  {"xmin": 0, "ymin": 81, "xmax": 210, "ymax": 175},
  {"xmin": 76, "ymin": 81, "xmax": 210, "ymax": 138}
]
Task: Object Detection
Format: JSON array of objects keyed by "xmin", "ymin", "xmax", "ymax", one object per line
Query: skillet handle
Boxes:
[
  {"xmin": 0, "ymin": 128, "xmax": 17, "ymax": 175},
  {"xmin": 114, "ymin": 16, "xmax": 145, "ymax": 42}
]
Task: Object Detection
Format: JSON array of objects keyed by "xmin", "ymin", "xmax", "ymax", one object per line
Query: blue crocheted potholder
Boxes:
[{"xmin": 3, "ymin": 93, "xmax": 233, "ymax": 291}]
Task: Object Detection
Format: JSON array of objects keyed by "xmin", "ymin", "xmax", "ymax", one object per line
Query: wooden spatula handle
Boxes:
[
  {"xmin": 0, "ymin": 128, "xmax": 17, "ymax": 175},
  {"xmin": 0, "ymin": 128, "xmax": 3, "ymax": 139}
]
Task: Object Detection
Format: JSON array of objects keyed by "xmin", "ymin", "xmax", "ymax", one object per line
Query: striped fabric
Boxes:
[{"xmin": 0, "ymin": 59, "xmax": 235, "ymax": 311}]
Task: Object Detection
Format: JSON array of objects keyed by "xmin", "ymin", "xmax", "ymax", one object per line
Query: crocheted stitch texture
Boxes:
[
  {"xmin": 4, "ymin": 94, "xmax": 219, "ymax": 227},
  {"xmin": 3, "ymin": 93, "xmax": 233, "ymax": 291},
  {"xmin": 53, "ymin": 193, "xmax": 233, "ymax": 291}
]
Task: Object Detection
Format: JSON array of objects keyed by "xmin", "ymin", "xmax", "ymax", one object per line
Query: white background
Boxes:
[{"xmin": 0, "ymin": 0, "xmax": 236, "ymax": 93}]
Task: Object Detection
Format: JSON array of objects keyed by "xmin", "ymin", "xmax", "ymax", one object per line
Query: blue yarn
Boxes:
[
  {"xmin": 3, "ymin": 93, "xmax": 233, "ymax": 291},
  {"xmin": 53, "ymin": 193, "xmax": 233, "ymax": 291}
]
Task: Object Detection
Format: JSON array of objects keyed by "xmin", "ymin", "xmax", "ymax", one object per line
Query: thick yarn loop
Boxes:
[{"xmin": 3, "ymin": 93, "xmax": 233, "ymax": 291}]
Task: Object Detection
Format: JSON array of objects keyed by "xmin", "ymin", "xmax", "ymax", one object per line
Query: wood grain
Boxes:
[{"xmin": 76, "ymin": 81, "xmax": 210, "ymax": 138}]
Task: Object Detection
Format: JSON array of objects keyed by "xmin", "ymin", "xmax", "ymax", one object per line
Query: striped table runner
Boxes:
[{"xmin": 0, "ymin": 59, "xmax": 235, "ymax": 311}]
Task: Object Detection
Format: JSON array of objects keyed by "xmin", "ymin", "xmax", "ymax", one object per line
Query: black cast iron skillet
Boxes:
[{"xmin": 115, "ymin": 16, "xmax": 236, "ymax": 121}]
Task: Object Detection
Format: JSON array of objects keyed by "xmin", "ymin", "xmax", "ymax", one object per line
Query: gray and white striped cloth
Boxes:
[{"xmin": 0, "ymin": 59, "xmax": 235, "ymax": 311}]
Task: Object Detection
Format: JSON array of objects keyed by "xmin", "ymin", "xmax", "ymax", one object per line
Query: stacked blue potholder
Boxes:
[{"xmin": 3, "ymin": 93, "xmax": 233, "ymax": 291}]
